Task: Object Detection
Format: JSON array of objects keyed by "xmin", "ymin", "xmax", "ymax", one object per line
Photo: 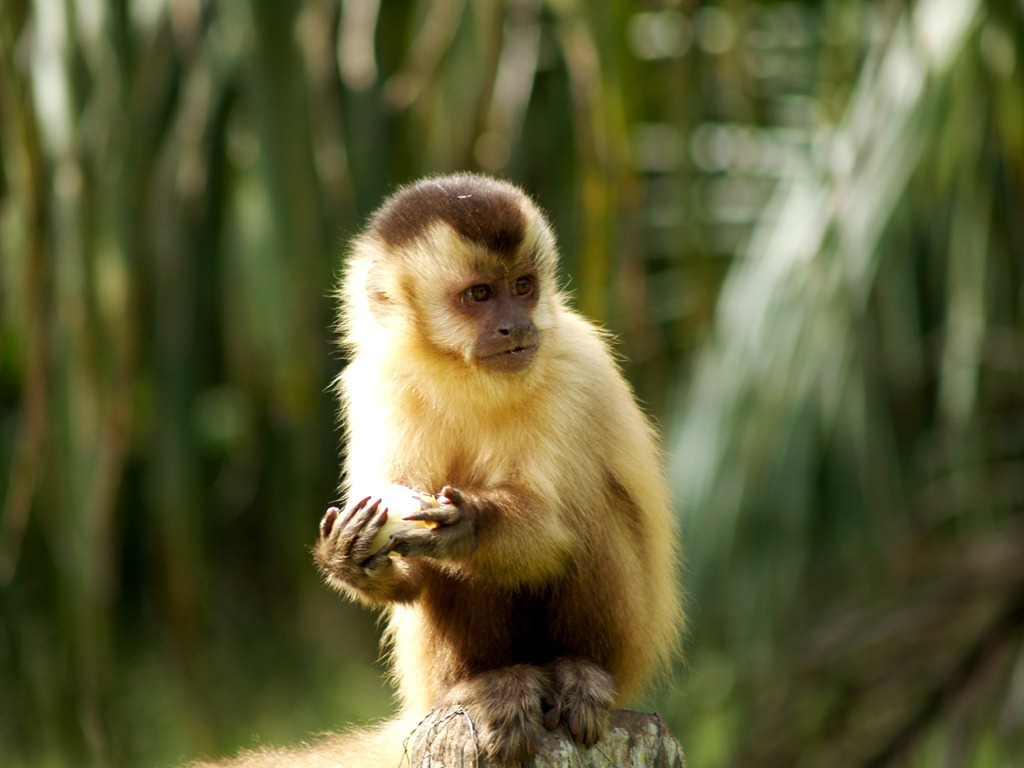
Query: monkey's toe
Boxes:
[
  {"xmin": 564, "ymin": 703, "xmax": 607, "ymax": 748},
  {"xmin": 547, "ymin": 657, "xmax": 616, "ymax": 748},
  {"xmin": 541, "ymin": 695, "xmax": 562, "ymax": 731},
  {"xmin": 480, "ymin": 720, "xmax": 537, "ymax": 767}
]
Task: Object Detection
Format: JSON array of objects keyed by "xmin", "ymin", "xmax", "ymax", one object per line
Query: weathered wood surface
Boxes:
[{"xmin": 404, "ymin": 709, "xmax": 685, "ymax": 767}]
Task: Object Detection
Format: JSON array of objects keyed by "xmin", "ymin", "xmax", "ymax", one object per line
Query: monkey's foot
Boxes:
[
  {"xmin": 543, "ymin": 657, "xmax": 617, "ymax": 748},
  {"xmin": 443, "ymin": 665, "xmax": 548, "ymax": 765}
]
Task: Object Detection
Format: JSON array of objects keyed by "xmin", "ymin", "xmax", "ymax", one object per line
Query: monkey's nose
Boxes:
[{"xmin": 499, "ymin": 321, "xmax": 532, "ymax": 338}]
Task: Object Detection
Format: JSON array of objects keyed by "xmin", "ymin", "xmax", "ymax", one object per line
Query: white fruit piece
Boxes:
[{"xmin": 368, "ymin": 484, "xmax": 441, "ymax": 554}]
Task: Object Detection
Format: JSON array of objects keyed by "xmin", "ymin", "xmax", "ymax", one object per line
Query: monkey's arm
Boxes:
[{"xmin": 315, "ymin": 496, "xmax": 424, "ymax": 605}]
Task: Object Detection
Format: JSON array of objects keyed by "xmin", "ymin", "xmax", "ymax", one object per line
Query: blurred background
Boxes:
[{"xmin": 1, "ymin": 0, "xmax": 1022, "ymax": 766}]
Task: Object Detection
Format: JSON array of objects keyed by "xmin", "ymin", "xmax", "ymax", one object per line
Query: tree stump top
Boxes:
[{"xmin": 404, "ymin": 709, "xmax": 685, "ymax": 767}]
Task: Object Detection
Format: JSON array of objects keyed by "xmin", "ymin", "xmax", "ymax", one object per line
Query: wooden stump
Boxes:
[{"xmin": 403, "ymin": 709, "xmax": 685, "ymax": 767}]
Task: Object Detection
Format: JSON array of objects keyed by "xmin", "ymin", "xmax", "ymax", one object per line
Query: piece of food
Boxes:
[{"xmin": 368, "ymin": 484, "xmax": 440, "ymax": 554}]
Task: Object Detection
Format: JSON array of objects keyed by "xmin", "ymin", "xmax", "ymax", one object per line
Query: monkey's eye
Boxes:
[
  {"xmin": 512, "ymin": 276, "xmax": 534, "ymax": 297},
  {"xmin": 466, "ymin": 284, "xmax": 493, "ymax": 302}
]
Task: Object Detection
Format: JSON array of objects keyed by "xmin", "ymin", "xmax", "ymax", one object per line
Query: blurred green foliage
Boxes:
[{"xmin": 1, "ymin": 1, "xmax": 1022, "ymax": 767}]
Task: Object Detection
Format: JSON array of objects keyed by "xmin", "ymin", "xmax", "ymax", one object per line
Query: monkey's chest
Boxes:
[{"xmin": 422, "ymin": 576, "xmax": 568, "ymax": 669}]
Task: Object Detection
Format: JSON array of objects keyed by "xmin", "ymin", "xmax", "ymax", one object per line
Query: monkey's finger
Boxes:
[
  {"xmin": 320, "ymin": 507, "xmax": 341, "ymax": 538},
  {"xmin": 403, "ymin": 506, "xmax": 461, "ymax": 526},
  {"xmin": 345, "ymin": 494, "xmax": 375, "ymax": 515},
  {"xmin": 348, "ymin": 503, "xmax": 389, "ymax": 557},
  {"xmin": 338, "ymin": 500, "xmax": 384, "ymax": 555},
  {"xmin": 386, "ymin": 527, "xmax": 441, "ymax": 558},
  {"xmin": 335, "ymin": 496, "xmax": 372, "ymax": 532},
  {"xmin": 325, "ymin": 499, "xmax": 374, "ymax": 542},
  {"xmin": 438, "ymin": 485, "xmax": 464, "ymax": 506},
  {"xmin": 346, "ymin": 498, "xmax": 382, "ymax": 531}
]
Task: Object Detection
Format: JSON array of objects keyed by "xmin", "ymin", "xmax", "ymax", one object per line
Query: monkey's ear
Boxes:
[{"xmin": 365, "ymin": 261, "xmax": 397, "ymax": 319}]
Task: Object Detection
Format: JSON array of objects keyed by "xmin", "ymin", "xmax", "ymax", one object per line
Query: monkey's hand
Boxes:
[
  {"xmin": 541, "ymin": 657, "xmax": 617, "ymax": 748},
  {"xmin": 315, "ymin": 497, "xmax": 421, "ymax": 603},
  {"xmin": 384, "ymin": 486, "xmax": 478, "ymax": 560}
]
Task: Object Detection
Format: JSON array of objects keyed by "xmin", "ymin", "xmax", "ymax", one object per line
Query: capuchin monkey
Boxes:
[{"xmin": 188, "ymin": 174, "xmax": 682, "ymax": 767}]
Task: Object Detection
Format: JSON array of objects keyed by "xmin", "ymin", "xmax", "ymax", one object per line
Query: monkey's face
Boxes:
[
  {"xmin": 402, "ymin": 223, "xmax": 547, "ymax": 375},
  {"xmin": 454, "ymin": 268, "xmax": 540, "ymax": 373},
  {"xmin": 347, "ymin": 174, "xmax": 561, "ymax": 376}
]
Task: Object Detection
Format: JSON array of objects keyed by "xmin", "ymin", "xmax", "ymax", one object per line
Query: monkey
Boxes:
[{"xmin": 188, "ymin": 174, "xmax": 682, "ymax": 767}]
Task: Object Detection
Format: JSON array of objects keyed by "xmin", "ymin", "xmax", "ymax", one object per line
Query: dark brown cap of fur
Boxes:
[{"xmin": 369, "ymin": 174, "xmax": 527, "ymax": 259}]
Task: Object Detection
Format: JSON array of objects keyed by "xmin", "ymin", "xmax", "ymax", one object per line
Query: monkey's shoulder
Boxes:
[{"xmin": 545, "ymin": 314, "xmax": 637, "ymax": 402}]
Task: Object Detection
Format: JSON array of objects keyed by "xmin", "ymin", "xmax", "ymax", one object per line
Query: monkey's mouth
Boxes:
[{"xmin": 478, "ymin": 344, "xmax": 537, "ymax": 372}]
